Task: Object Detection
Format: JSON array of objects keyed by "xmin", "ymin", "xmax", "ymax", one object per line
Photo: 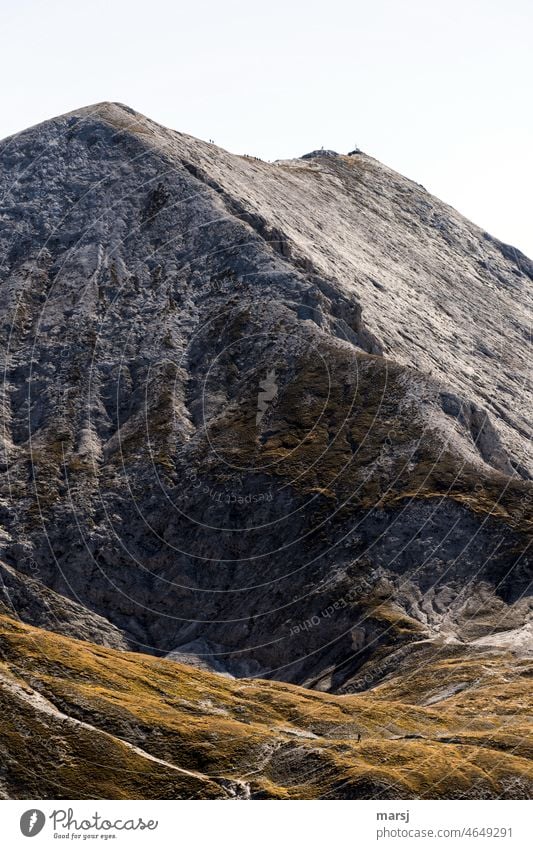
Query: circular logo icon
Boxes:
[{"xmin": 20, "ymin": 810, "xmax": 46, "ymax": 837}]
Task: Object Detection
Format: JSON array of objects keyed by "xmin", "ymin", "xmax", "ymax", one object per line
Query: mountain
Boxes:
[{"xmin": 0, "ymin": 103, "xmax": 531, "ymax": 797}]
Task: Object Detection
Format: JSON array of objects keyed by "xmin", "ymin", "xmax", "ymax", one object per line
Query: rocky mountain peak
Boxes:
[{"xmin": 0, "ymin": 103, "xmax": 530, "ymax": 694}]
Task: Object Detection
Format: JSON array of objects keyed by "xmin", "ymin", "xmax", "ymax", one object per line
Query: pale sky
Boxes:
[{"xmin": 1, "ymin": 0, "xmax": 532, "ymax": 256}]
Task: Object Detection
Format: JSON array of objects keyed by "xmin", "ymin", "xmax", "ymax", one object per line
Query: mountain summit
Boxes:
[{"xmin": 0, "ymin": 102, "xmax": 531, "ymax": 697}]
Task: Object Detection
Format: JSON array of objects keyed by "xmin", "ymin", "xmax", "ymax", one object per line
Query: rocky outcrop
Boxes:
[{"xmin": 0, "ymin": 102, "xmax": 530, "ymax": 692}]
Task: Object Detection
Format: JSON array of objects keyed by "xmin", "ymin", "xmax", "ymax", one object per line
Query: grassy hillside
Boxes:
[{"xmin": 0, "ymin": 614, "xmax": 530, "ymax": 799}]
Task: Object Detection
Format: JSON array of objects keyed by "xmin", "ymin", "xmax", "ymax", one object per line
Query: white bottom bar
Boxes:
[{"xmin": 1, "ymin": 799, "xmax": 530, "ymax": 848}]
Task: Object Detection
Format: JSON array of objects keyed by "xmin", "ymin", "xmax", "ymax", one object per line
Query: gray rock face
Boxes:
[
  {"xmin": 0, "ymin": 102, "xmax": 531, "ymax": 690},
  {"xmin": 0, "ymin": 560, "xmax": 128, "ymax": 648},
  {"xmin": 301, "ymin": 149, "xmax": 339, "ymax": 159}
]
